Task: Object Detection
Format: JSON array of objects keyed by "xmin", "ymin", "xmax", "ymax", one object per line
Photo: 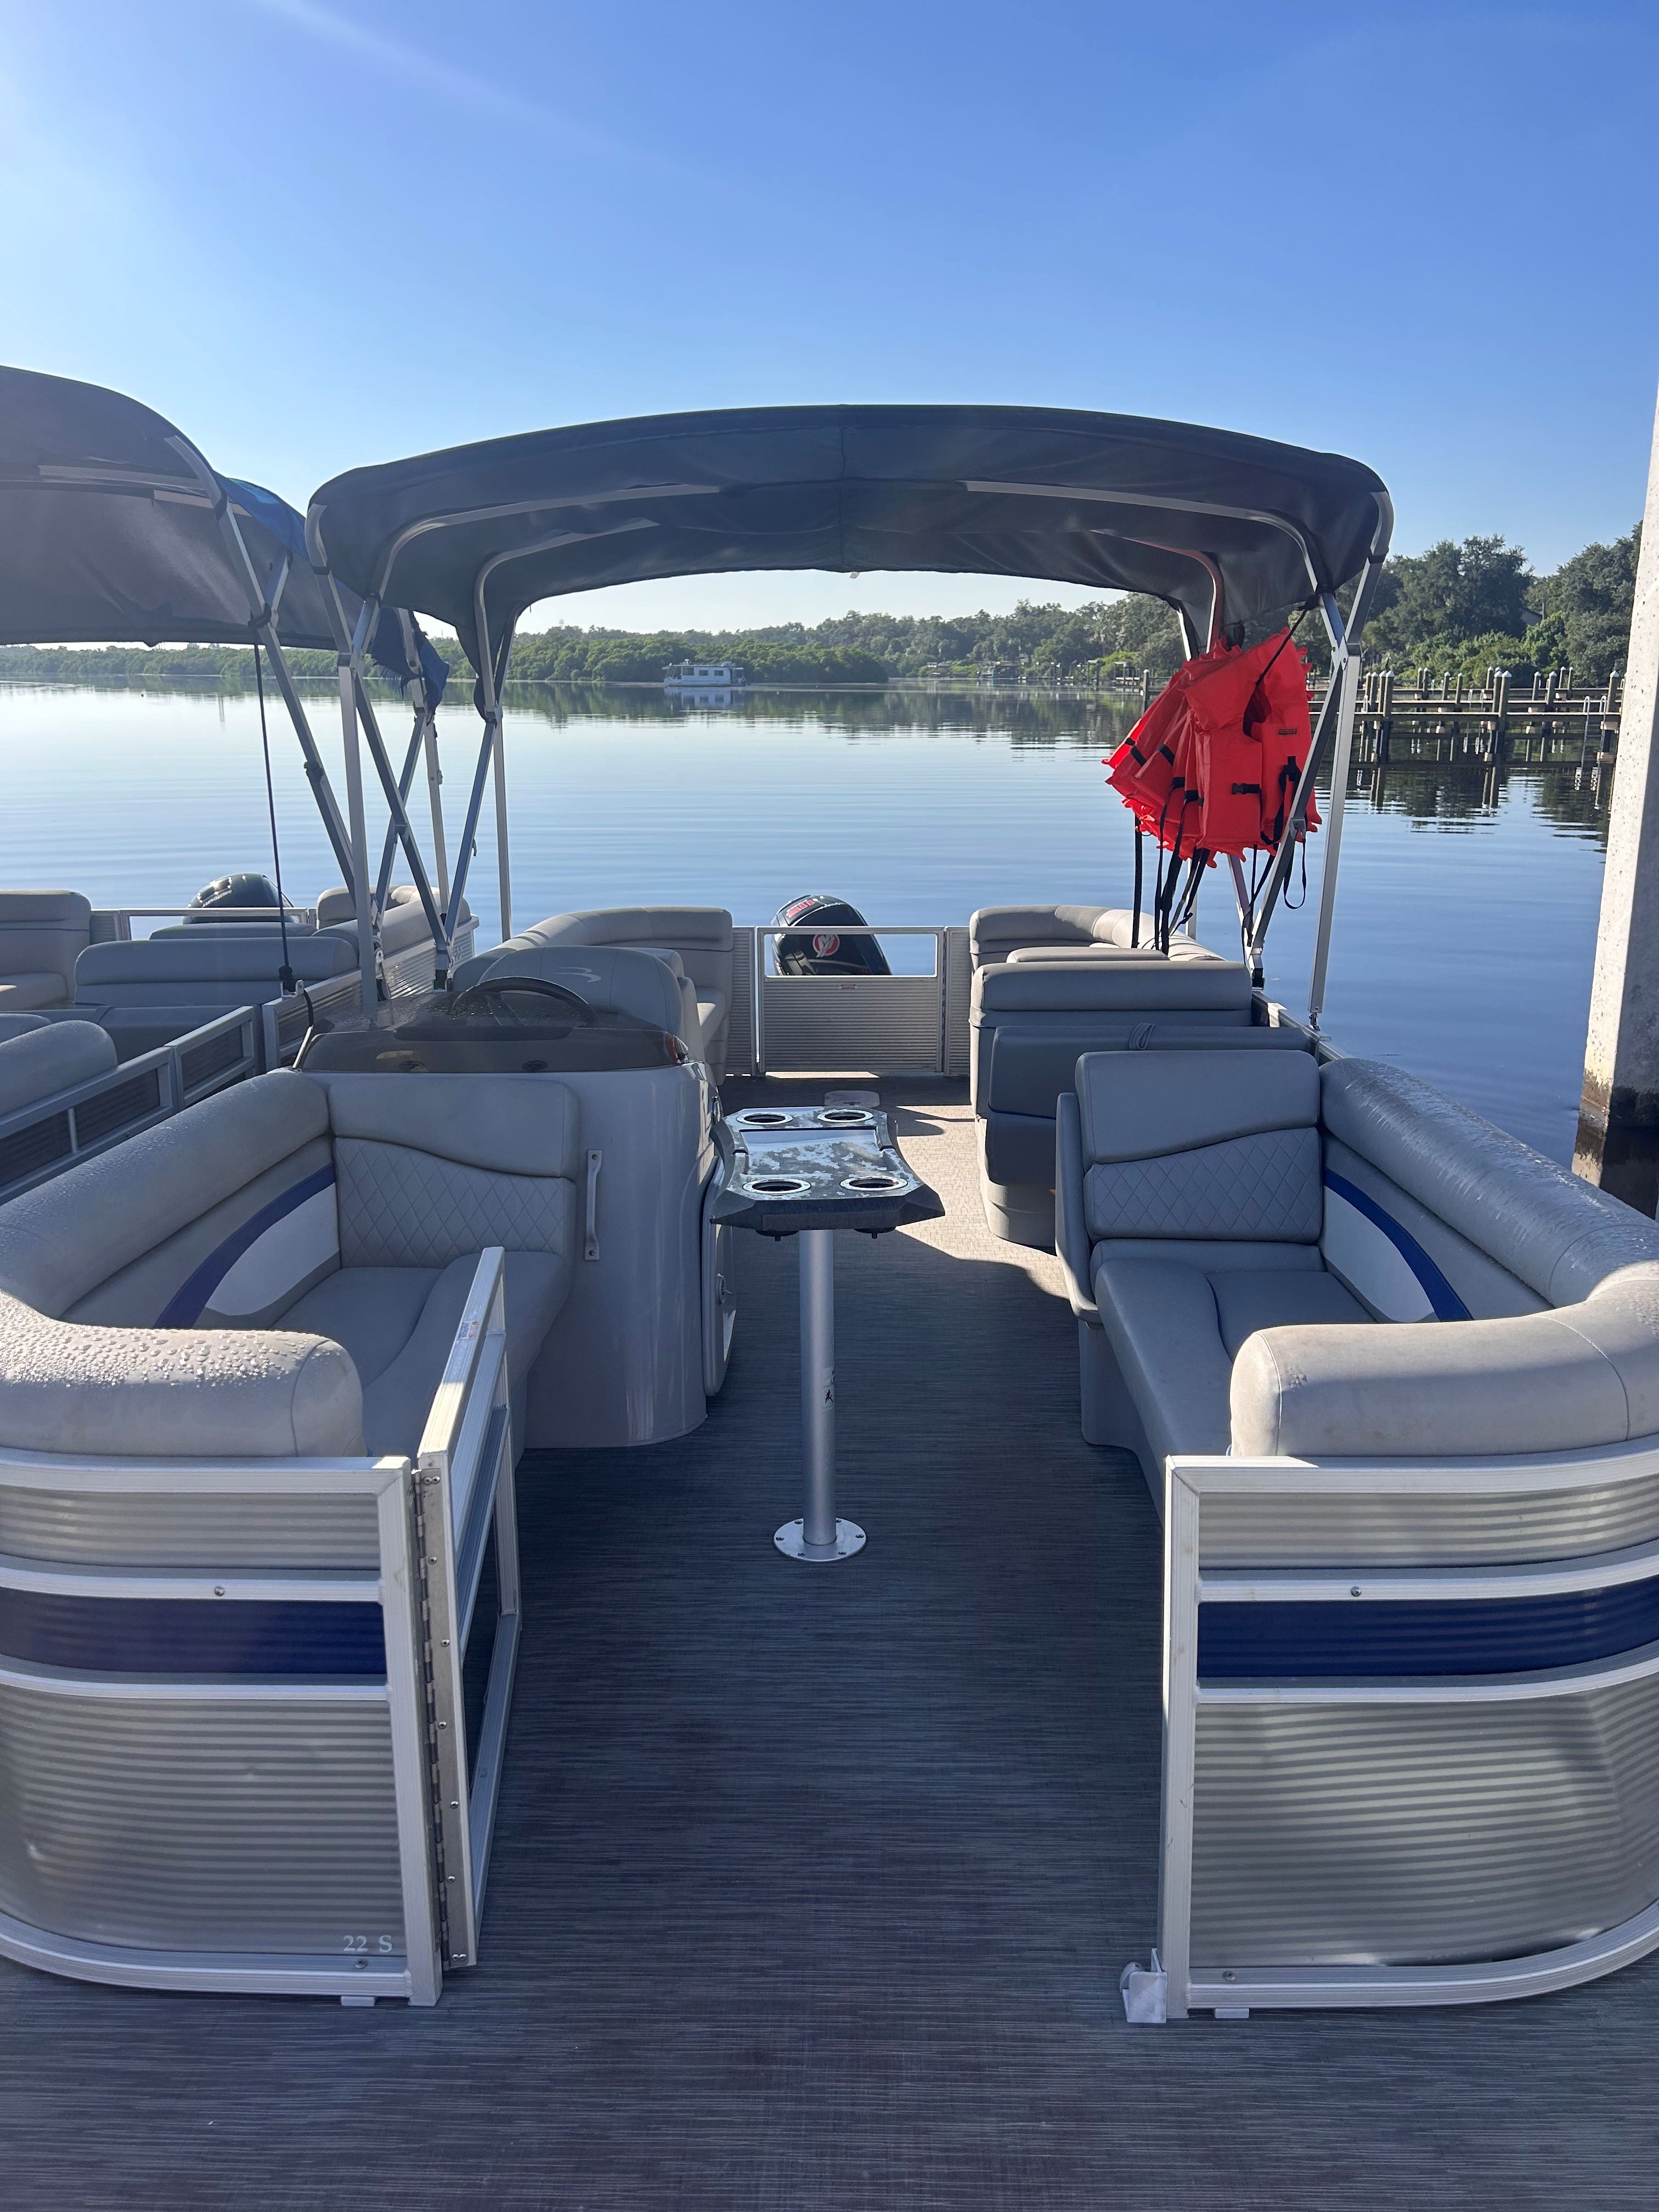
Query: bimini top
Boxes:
[
  {"xmin": 307, "ymin": 403, "xmax": 1394, "ymax": 668},
  {"xmin": 0, "ymin": 365, "xmax": 446, "ymax": 692}
]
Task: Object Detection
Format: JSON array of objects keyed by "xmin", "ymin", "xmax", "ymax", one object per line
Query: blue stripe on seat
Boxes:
[
  {"xmin": 1200, "ymin": 1576, "xmax": 1659, "ymax": 1680},
  {"xmin": 157, "ymin": 1163, "xmax": 336, "ymax": 1328},
  {"xmin": 0, "ymin": 1587, "xmax": 385, "ymax": 1676},
  {"xmin": 1323, "ymin": 1167, "xmax": 1470, "ymax": 1320}
]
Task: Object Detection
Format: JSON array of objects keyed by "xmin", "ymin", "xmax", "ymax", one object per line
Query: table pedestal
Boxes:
[{"xmin": 774, "ymin": 1229, "xmax": 866, "ymax": 1562}]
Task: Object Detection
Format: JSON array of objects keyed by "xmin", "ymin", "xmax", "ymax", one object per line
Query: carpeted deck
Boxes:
[{"xmin": 2, "ymin": 1078, "xmax": 1656, "ymax": 2208}]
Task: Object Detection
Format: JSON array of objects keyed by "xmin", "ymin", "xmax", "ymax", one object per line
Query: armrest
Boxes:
[
  {"xmin": 1229, "ymin": 1271, "xmax": 1659, "ymax": 1459},
  {"xmin": 0, "ymin": 1290, "xmax": 363, "ymax": 1457},
  {"xmin": 1055, "ymin": 1089, "xmax": 1097, "ymax": 1321}
]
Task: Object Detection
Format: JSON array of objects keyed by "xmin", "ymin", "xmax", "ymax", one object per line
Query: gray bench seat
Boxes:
[
  {"xmin": 0, "ymin": 1065, "xmax": 579, "ymax": 1462},
  {"xmin": 1059, "ymin": 1046, "xmax": 1659, "ymax": 1506},
  {"xmin": 0, "ymin": 1017, "xmax": 116, "ymax": 1116},
  {"xmin": 972, "ymin": 954, "xmax": 1303, "ymax": 1247},
  {"xmin": 969, "ymin": 902, "xmax": 1224, "ymax": 968},
  {"xmin": 0, "ymin": 890, "xmax": 91, "ymax": 1012},
  {"xmin": 283, "ymin": 1251, "xmax": 568, "ymax": 1457}
]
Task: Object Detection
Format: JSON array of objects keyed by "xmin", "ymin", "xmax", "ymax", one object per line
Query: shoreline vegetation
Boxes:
[{"xmin": 0, "ymin": 527, "xmax": 1637, "ymax": 696}]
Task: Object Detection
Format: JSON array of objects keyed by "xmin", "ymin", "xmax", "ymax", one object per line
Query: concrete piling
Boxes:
[{"xmin": 1576, "ymin": 384, "xmax": 1659, "ymax": 1212}]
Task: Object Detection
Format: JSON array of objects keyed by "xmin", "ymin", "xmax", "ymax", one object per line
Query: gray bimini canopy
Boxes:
[
  {"xmin": 306, "ymin": 403, "xmax": 1393, "ymax": 984},
  {"xmin": 0, "ymin": 366, "xmax": 455, "ymax": 984},
  {"xmin": 0, "ymin": 364, "xmax": 342, "ymax": 651},
  {"xmin": 0, "ymin": 364, "xmax": 447, "ymax": 689},
  {"xmin": 306, "ymin": 402, "xmax": 1395, "ymax": 669}
]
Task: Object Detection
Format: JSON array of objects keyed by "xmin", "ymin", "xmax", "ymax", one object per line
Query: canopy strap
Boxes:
[{"xmin": 252, "ymin": 640, "xmax": 297, "ymax": 996}]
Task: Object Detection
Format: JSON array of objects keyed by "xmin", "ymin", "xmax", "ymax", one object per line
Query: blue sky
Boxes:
[{"xmin": 2, "ymin": 0, "xmax": 1655, "ymax": 629}]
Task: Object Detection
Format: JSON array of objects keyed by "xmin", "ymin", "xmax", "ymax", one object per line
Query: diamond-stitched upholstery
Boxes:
[
  {"xmin": 337, "ymin": 1138, "xmax": 573, "ymax": 1269},
  {"xmin": 1084, "ymin": 1127, "xmax": 1321, "ymax": 1243}
]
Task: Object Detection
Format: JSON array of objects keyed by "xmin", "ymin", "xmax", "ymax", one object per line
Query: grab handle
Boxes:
[{"xmin": 584, "ymin": 1149, "xmax": 602, "ymax": 1261}]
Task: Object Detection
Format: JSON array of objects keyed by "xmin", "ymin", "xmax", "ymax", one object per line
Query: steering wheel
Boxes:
[{"xmin": 449, "ymin": 975, "xmax": 595, "ymax": 1025}]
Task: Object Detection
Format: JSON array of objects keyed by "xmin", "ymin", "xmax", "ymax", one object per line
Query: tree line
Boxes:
[{"xmin": 0, "ymin": 523, "xmax": 1638, "ymax": 692}]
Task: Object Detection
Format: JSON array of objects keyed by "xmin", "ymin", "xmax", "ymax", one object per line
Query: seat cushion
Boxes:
[
  {"xmin": 0, "ymin": 972, "xmax": 71, "ymax": 1012},
  {"xmin": 1093, "ymin": 1258, "xmax": 1234, "ymax": 1463},
  {"xmin": 1094, "ymin": 1251, "xmax": 1376, "ymax": 1474},
  {"xmin": 280, "ymin": 1250, "xmax": 571, "ymax": 1457},
  {"xmin": 1209, "ymin": 1267, "xmax": 1370, "ymax": 1357}
]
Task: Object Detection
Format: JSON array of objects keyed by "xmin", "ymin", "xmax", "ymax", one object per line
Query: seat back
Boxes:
[
  {"xmin": 469, "ymin": 904, "xmax": 733, "ymax": 995},
  {"xmin": 970, "ymin": 957, "xmax": 1254, "ymax": 1113},
  {"xmin": 0, "ymin": 1069, "xmax": 337, "ymax": 1329},
  {"xmin": 317, "ymin": 1072, "xmax": 579, "ymax": 1272},
  {"xmin": 0, "ymin": 889, "xmax": 91, "ymax": 1005},
  {"xmin": 1318, "ymin": 1058, "xmax": 1659, "ymax": 1323},
  {"xmin": 75, "ymin": 932, "xmax": 358, "ymax": 1007},
  {"xmin": 1077, "ymin": 1048, "xmax": 1323, "ymax": 1252},
  {"xmin": 0, "ymin": 1019, "xmax": 117, "ymax": 1118},
  {"xmin": 970, "ymin": 903, "xmax": 1109, "ymax": 966}
]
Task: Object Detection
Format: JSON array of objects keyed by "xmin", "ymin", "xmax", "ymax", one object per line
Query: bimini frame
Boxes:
[{"xmin": 306, "ymin": 510, "xmax": 522, "ymax": 988}]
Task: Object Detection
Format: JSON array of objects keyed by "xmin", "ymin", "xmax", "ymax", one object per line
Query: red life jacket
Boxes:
[
  {"xmin": 1105, "ymin": 641, "xmax": 1230, "ymax": 850},
  {"xmin": 1109, "ymin": 631, "xmax": 1317, "ymax": 861}
]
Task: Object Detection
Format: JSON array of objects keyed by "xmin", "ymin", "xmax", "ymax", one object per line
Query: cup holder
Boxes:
[
  {"xmin": 751, "ymin": 1175, "xmax": 810, "ymax": 1195},
  {"xmin": 737, "ymin": 1109, "xmax": 790, "ymax": 1127},
  {"xmin": 819, "ymin": 1108, "xmax": 874, "ymax": 1126},
  {"xmin": 842, "ymin": 1172, "xmax": 905, "ymax": 1192}
]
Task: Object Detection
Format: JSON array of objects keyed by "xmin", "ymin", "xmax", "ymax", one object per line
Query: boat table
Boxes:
[{"xmin": 714, "ymin": 1103, "xmax": 943, "ymax": 1560}]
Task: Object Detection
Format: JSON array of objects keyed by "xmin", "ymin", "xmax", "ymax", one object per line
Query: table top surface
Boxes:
[{"xmin": 712, "ymin": 1105, "xmax": 945, "ymax": 1237}]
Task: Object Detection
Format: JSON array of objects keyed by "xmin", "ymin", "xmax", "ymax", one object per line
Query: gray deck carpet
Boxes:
[{"xmin": 3, "ymin": 1077, "xmax": 1658, "ymax": 2208}]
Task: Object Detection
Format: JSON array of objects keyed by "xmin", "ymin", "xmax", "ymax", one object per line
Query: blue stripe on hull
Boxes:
[
  {"xmin": 0, "ymin": 1589, "xmax": 386, "ymax": 1677},
  {"xmin": 1200, "ymin": 1577, "xmax": 1659, "ymax": 1680}
]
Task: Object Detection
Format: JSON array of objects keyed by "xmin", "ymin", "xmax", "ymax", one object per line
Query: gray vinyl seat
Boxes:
[
  {"xmin": 75, "ymin": 931, "xmax": 360, "ymax": 1006},
  {"xmin": 0, "ymin": 1067, "xmax": 580, "ymax": 1461},
  {"xmin": 971, "ymin": 955, "xmax": 1304, "ymax": 1246},
  {"xmin": 969, "ymin": 903, "xmax": 1223, "ymax": 968},
  {"xmin": 0, "ymin": 1018, "xmax": 117, "ymax": 1118},
  {"xmin": 0, "ymin": 890, "xmax": 92, "ymax": 1012},
  {"xmin": 1057, "ymin": 1048, "xmax": 1659, "ymax": 1509},
  {"xmin": 1067, "ymin": 1051, "xmax": 1364, "ymax": 1467},
  {"xmin": 74, "ymin": 930, "xmax": 363, "ymax": 1064}
]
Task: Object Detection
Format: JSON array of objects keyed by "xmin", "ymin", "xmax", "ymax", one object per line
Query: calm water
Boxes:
[{"xmin": 0, "ymin": 680, "xmax": 1612, "ymax": 1163}]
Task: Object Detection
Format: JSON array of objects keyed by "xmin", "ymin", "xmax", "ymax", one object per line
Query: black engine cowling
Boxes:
[
  {"xmin": 772, "ymin": 894, "xmax": 891, "ymax": 977},
  {"xmin": 184, "ymin": 872, "xmax": 283, "ymax": 921}
]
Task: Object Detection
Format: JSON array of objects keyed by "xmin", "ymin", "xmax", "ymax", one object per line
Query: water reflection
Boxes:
[{"xmin": 0, "ymin": 676, "xmax": 1612, "ymax": 1160}]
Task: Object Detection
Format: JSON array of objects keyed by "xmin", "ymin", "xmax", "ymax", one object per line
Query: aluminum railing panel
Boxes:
[
  {"xmin": 1189, "ymin": 1681, "xmax": 1659, "ymax": 1967},
  {"xmin": 761, "ymin": 975, "xmax": 946, "ymax": 1074},
  {"xmin": 726, "ymin": 927, "xmax": 755, "ymax": 1077},
  {"xmin": 1199, "ymin": 1465, "xmax": 1659, "ymax": 1570},
  {"xmin": 0, "ymin": 1669, "xmax": 405, "ymax": 1955},
  {"xmin": 0, "ymin": 1475, "xmax": 381, "ymax": 1570}
]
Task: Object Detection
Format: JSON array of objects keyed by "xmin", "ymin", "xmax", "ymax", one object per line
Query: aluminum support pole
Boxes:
[
  {"xmin": 424, "ymin": 712, "xmax": 452, "ymax": 912},
  {"xmin": 375, "ymin": 706, "xmax": 429, "ymax": 911},
  {"xmin": 1306, "ymin": 646, "xmax": 1363, "ymax": 1029},
  {"xmin": 335, "ymin": 650, "xmax": 377, "ymax": 1008},
  {"xmin": 349, "ymin": 669, "xmax": 448, "ymax": 955},
  {"xmin": 774, "ymin": 1231, "xmax": 865, "ymax": 1562}
]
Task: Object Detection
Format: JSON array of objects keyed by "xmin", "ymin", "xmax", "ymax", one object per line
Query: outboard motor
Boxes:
[
  {"xmin": 184, "ymin": 871, "xmax": 282, "ymax": 921},
  {"xmin": 772, "ymin": 894, "xmax": 891, "ymax": 977}
]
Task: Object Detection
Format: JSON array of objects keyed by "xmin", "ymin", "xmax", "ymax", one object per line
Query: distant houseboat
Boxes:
[{"xmin": 664, "ymin": 659, "xmax": 748, "ymax": 691}]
